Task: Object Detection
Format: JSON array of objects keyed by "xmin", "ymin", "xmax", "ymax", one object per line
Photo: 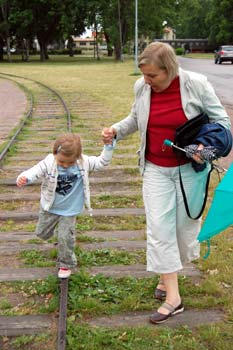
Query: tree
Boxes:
[
  {"xmin": 138, "ymin": 0, "xmax": 174, "ymax": 40},
  {"xmin": 207, "ymin": 0, "xmax": 233, "ymax": 46},
  {"xmin": 60, "ymin": 0, "xmax": 88, "ymax": 55},
  {"xmin": 0, "ymin": 0, "xmax": 11, "ymax": 61},
  {"xmin": 2, "ymin": 0, "xmax": 233, "ymax": 63},
  {"xmin": 6, "ymin": 0, "xmax": 65, "ymax": 61},
  {"xmin": 9, "ymin": 1, "xmax": 34, "ymax": 61},
  {"xmin": 171, "ymin": 0, "xmax": 212, "ymax": 39},
  {"xmin": 8, "ymin": 0, "xmax": 88, "ymax": 61},
  {"xmin": 31, "ymin": 0, "xmax": 66, "ymax": 61},
  {"xmin": 85, "ymin": 0, "xmax": 135, "ymax": 60}
]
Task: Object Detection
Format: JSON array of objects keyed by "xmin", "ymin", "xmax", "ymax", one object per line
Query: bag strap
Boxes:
[{"xmin": 179, "ymin": 164, "xmax": 214, "ymax": 220}]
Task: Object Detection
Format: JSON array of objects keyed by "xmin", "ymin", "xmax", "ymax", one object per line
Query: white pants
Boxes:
[{"xmin": 143, "ymin": 161, "xmax": 209, "ymax": 273}]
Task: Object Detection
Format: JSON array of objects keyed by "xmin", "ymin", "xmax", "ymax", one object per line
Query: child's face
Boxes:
[{"xmin": 55, "ymin": 153, "xmax": 77, "ymax": 168}]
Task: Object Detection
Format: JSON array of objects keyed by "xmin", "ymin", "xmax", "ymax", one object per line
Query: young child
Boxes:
[{"xmin": 16, "ymin": 133, "xmax": 115, "ymax": 278}]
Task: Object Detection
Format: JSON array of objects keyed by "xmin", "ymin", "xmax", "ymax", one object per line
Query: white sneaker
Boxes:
[{"xmin": 58, "ymin": 268, "xmax": 71, "ymax": 279}]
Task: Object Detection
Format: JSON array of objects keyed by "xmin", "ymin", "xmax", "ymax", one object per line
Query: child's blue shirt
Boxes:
[{"xmin": 49, "ymin": 164, "xmax": 84, "ymax": 216}]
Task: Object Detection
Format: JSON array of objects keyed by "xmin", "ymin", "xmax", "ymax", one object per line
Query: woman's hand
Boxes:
[
  {"xmin": 16, "ymin": 176, "xmax": 27, "ymax": 187},
  {"xmin": 192, "ymin": 144, "xmax": 205, "ymax": 164},
  {"xmin": 102, "ymin": 127, "xmax": 117, "ymax": 145}
]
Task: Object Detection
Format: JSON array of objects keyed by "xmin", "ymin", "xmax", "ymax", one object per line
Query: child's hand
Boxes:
[
  {"xmin": 16, "ymin": 176, "xmax": 27, "ymax": 187},
  {"xmin": 102, "ymin": 127, "xmax": 116, "ymax": 144}
]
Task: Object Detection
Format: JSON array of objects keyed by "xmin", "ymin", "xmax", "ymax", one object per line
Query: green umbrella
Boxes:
[{"xmin": 198, "ymin": 163, "xmax": 233, "ymax": 258}]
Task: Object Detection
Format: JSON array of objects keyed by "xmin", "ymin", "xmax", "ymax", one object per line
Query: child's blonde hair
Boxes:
[{"xmin": 53, "ymin": 133, "xmax": 82, "ymax": 159}]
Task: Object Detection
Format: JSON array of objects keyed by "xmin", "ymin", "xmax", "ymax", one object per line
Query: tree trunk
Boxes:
[
  {"xmin": 104, "ymin": 32, "xmax": 113, "ymax": 57},
  {"xmin": 94, "ymin": 23, "xmax": 100, "ymax": 60},
  {"xmin": 0, "ymin": 44, "xmax": 3, "ymax": 61},
  {"xmin": 21, "ymin": 39, "xmax": 29, "ymax": 62},
  {"xmin": 1, "ymin": 3, "xmax": 11, "ymax": 62},
  {"xmin": 38, "ymin": 39, "xmax": 46, "ymax": 61},
  {"xmin": 117, "ymin": 0, "xmax": 123, "ymax": 61},
  {"xmin": 0, "ymin": 36, "xmax": 4, "ymax": 61},
  {"xmin": 6, "ymin": 37, "xmax": 11, "ymax": 62},
  {"xmin": 26, "ymin": 39, "xmax": 30, "ymax": 61},
  {"xmin": 67, "ymin": 36, "xmax": 74, "ymax": 57},
  {"xmin": 114, "ymin": 40, "xmax": 122, "ymax": 60},
  {"xmin": 38, "ymin": 38, "xmax": 48, "ymax": 61},
  {"xmin": 45, "ymin": 46, "xmax": 49, "ymax": 60}
]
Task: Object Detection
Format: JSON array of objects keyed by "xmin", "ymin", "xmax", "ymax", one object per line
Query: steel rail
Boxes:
[
  {"xmin": 0, "ymin": 72, "xmax": 71, "ymax": 349},
  {"xmin": 57, "ymin": 279, "xmax": 69, "ymax": 350}
]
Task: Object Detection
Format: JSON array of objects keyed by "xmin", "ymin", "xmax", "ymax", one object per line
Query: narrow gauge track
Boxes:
[{"xmin": 0, "ymin": 73, "xmax": 71, "ymax": 350}]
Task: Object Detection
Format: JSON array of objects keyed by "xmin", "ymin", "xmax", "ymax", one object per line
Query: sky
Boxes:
[{"xmin": 81, "ymin": 28, "xmax": 93, "ymax": 38}]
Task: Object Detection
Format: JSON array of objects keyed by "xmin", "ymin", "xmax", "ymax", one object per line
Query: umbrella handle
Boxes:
[
  {"xmin": 164, "ymin": 139, "xmax": 174, "ymax": 147},
  {"xmin": 163, "ymin": 139, "xmax": 227, "ymax": 173},
  {"xmin": 163, "ymin": 139, "xmax": 186, "ymax": 153}
]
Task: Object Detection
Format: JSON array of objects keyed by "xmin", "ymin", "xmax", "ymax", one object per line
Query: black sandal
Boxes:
[
  {"xmin": 154, "ymin": 287, "xmax": 166, "ymax": 300},
  {"xmin": 154, "ymin": 280, "xmax": 166, "ymax": 300},
  {"xmin": 150, "ymin": 301, "xmax": 184, "ymax": 324}
]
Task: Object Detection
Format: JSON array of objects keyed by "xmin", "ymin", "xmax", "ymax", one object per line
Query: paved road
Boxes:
[
  {"xmin": 0, "ymin": 78, "xmax": 27, "ymax": 145},
  {"xmin": 178, "ymin": 56, "xmax": 233, "ymax": 108},
  {"xmin": 178, "ymin": 56, "xmax": 233, "ymax": 168}
]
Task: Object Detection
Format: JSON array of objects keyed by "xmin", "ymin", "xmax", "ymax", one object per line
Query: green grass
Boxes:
[
  {"xmin": 18, "ymin": 246, "xmax": 146, "ymax": 268},
  {"xmin": 9, "ymin": 333, "xmax": 53, "ymax": 349},
  {"xmin": 0, "ymin": 200, "xmax": 20, "ymax": 210},
  {"xmin": 75, "ymin": 247, "xmax": 146, "ymax": 267},
  {"xmin": 0, "ymin": 299, "xmax": 12, "ymax": 310},
  {"xmin": 3, "ymin": 323, "xmax": 232, "ymax": 350},
  {"xmin": 77, "ymin": 215, "xmax": 146, "ymax": 231},
  {"xmin": 91, "ymin": 194, "xmax": 143, "ymax": 209},
  {"xmin": 65, "ymin": 323, "xmax": 232, "ymax": 350},
  {"xmin": 185, "ymin": 52, "xmax": 214, "ymax": 59},
  {"xmin": 19, "ymin": 249, "xmax": 56, "ymax": 267}
]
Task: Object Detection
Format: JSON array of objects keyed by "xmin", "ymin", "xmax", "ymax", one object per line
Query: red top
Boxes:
[{"xmin": 145, "ymin": 76, "xmax": 191, "ymax": 167}]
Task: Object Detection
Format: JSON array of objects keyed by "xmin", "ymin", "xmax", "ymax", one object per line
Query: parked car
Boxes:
[{"xmin": 214, "ymin": 45, "xmax": 233, "ymax": 64}]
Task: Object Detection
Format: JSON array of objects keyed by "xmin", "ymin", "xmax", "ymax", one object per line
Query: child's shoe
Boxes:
[{"xmin": 58, "ymin": 268, "xmax": 71, "ymax": 279}]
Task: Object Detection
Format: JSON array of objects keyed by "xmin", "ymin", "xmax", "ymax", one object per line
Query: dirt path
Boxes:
[{"xmin": 0, "ymin": 79, "xmax": 27, "ymax": 145}]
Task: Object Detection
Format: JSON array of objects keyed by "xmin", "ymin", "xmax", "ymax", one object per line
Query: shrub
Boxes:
[{"xmin": 175, "ymin": 47, "xmax": 185, "ymax": 55}]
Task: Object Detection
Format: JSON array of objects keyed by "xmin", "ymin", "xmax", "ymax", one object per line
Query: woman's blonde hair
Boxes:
[
  {"xmin": 53, "ymin": 133, "xmax": 82, "ymax": 159},
  {"xmin": 139, "ymin": 42, "xmax": 179, "ymax": 81}
]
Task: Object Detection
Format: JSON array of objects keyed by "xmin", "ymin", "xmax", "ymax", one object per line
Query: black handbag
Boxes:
[
  {"xmin": 174, "ymin": 113, "xmax": 209, "ymax": 155},
  {"xmin": 174, "ymin": 113, "xmax": 211, "ymax": 220}
]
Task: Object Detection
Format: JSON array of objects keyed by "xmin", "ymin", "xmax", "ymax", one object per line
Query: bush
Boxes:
[
  {"xmin": 47, "ymin": 48, "xmax": 82, "ymax": 55},
  {"xmin": 175, "ymin": 47, "xmax": 185, "ymax": 55}
]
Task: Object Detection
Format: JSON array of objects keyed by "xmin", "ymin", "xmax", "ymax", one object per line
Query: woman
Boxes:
[{"xmin": 102, "ymin": 42, "xmax": 230, "ymax": 324}]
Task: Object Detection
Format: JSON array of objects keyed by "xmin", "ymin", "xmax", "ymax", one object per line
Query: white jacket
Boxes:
[
  {"xmin": 16, "ymin": 147, "xmax": 114, "ymax": 214},
  {"xmin": 112, "ymin": 68, "xmax": 230, "ymax": 174}
]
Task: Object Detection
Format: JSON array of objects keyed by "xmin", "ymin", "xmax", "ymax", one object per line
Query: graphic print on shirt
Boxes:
[{"xmin": 56, "ymin": 173, "xmax": 79, "ymax": 196}]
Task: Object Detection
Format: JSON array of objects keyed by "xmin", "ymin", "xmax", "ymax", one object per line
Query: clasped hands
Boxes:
[{"xmin": 101, "ymin": 127, "xmax": 117, "ymax": 145}]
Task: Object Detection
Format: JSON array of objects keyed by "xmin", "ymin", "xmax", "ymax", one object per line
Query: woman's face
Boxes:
[{"xmin": 140, "ymin": 64, "xmax": 172, "ymax": 92}]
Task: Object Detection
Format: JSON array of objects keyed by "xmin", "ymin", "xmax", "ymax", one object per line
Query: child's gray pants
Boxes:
[{"xmin": 36, "ymin": 207, "xmax": 77, "ymax": 269}]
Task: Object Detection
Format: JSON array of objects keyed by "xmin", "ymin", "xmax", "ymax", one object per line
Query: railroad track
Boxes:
[
  {"xmin": 0, "ymin": 73, "xmax": 146, "ymax": 350},
  {"xmin": 0, "ymin": 73, "xmax": 72, "ymax": 350}
]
